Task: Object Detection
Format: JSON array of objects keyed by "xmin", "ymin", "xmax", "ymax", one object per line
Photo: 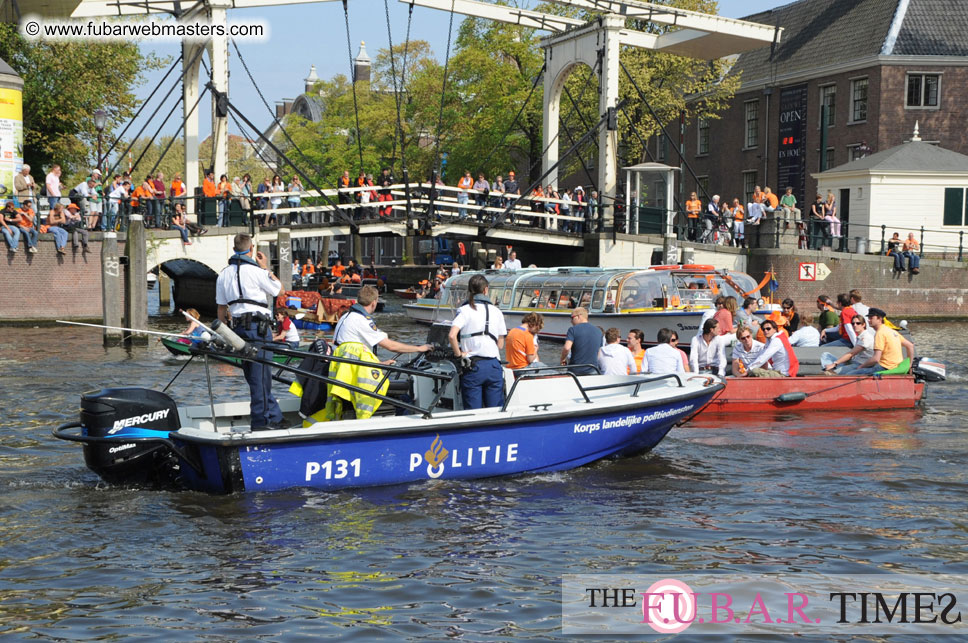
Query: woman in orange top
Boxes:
[{"xmin": 627, "ymin": 328, "xmax": 645, "ymax": 373}]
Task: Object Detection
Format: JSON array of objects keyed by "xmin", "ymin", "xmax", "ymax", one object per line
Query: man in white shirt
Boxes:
[
  {"xmin": 598, "ymin": 327, "xmax": 636, "ymax": 375},
  {"xmin": 645, "ymin": 328, "xmax": 685, "ymax": 374},
  {"xmin": 504, "ymin": 250, "xmax": 522, "ymax": 271},
  {"xmin": 334, "ymin": 285, "xmax": 432, "ymax": 357},
  {"xmin": 689, "ymin": 318, "xmax": 727, "ymax": 376},
  {"xmin": 215, "ymin": 234, "xmax": 285, "ymax": 431},
  {"xmin": 747, "ymin": 319, "xmax": 796, "ymax": 377},
  {"xmin": 788, "ymin": 313, "xmax": 821, "ymax": 347},
  {"xmin": 45, "ymin": 165, "xmax": 62, "ymax": 212},
  {"xmin": 731, "ymin": 326, "xmax": 765, "ymax": 375},
  {"xmin": 821, "ymin": 314, "xmax": 875, "ymax": 374}
]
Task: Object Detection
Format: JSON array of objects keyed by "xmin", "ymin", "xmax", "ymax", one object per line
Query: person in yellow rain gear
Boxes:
[{"xmin": 291, "ymin": 286, "xmax": 429, "ymax": 424}]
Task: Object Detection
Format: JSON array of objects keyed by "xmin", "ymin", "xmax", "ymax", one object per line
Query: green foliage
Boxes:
[
  {"xmin": 274, "ymin": 0, "xmax": 739, "ymax": 192},
  {"xmin": 0, "ymin": 23, "xmax": 166, "ymax": 177}
]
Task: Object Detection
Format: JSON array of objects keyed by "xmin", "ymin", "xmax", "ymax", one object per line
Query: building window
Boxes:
[
  {"xmin": 850, "ymin": 78, "xmax": 868, "ymax": 122},
  {"xmin": 697, "ymin": 176, "xmax": 709, "ymax": 199},
  {"xmin": 907, "ymin": 73, "xmax": 940, "ymax": 108},
  {"xmin": 820, "ymin": 84, "xmax": 836, "ymax": 127},
  {"xmin": 848, "ymin": 145, "xmax": 864, "ymax": 162},
  {"xmin": 657, "ymin": 135, "xmax": 667, "ymax": 161},
  {"xmin": 744, "ymin": 101, "xmax": 758, "ymax": 148},
  {"xmin": 824, "ymin": 147, "xmax": 836, "ymax": 171},
  {"xmin": 743, "ymin": 171, "xmax": 757, "ymax": 204},
  {"xmin": 943, "ymin": 188, "xmax": 967, "ymax": 226},
  {"xmin": 697, "ymin": 117, "xmax": 709, "ymax": 155}
]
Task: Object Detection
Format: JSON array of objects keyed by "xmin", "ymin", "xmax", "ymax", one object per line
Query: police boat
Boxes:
[{"xmin": 53, "ymin": 324, "xmax": 723, "ymax": 494}]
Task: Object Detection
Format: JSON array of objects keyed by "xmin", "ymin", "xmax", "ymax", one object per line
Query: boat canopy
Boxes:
[{"xmin": 441, "ymin": 267, "xmax": 761, "ymax": 314}]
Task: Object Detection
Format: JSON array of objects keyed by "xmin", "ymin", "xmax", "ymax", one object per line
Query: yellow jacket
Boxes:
[{"xmin": 291, "ymin": 342, "xmax": 389, "ymax": 424}]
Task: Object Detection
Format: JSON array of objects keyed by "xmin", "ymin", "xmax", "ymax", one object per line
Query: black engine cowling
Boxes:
[{"xmin": 80, "ymin": 388, "xmax": 181, "ymax": 485}]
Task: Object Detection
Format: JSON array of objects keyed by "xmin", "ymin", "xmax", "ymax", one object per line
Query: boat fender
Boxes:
[{"xmin": 775, "ymin": 392, "xmax": 807, "ymax": 403}]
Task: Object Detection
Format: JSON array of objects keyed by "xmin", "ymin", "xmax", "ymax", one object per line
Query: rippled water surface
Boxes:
[{"xmin": 1, "ymin": 295, "xmax": 966, "ymax": 639}]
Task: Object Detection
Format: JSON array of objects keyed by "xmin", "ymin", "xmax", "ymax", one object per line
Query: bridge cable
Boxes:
[
  {"xmin": 342, "ymin": 0, "xmax": 365, "ymax": 172},
  {"xmin": 147, "ymin": 85, "xmax": 210, "ymax": 178},
  {"xmin": 426, "ymin": 0, "xmax": 458, "ymax": 222},
  {"xmin": 619, "ymin": 60, "xmax": 713, "ymax": 206},
  {"xmin": 531, "ymin": 55, "xmax": 599, "ymax": 185},
  {"xmin": 104, "ymin": 45, "xmax": 206, "ymax": 180},
  {"xmin": 473, "ymin": 60, "xmax": 546, "ymax": 179},
  {"xmin": 488, "ymin": 103, "xmax": 621, "ymax": 230},
  {"xmin": 222, "ymin": 94, "xmax": 359, "ymax": 230},
  {"xmin": 100, "ymin": 52, "xmax": 183, "ymax": 167},
  {"xmin": 384, "ymin": 0, "xmax": 416, "ymax": 221},
  {"xmin": 229, "ymin": 38, "xmax": 340, "ymax": 193}
]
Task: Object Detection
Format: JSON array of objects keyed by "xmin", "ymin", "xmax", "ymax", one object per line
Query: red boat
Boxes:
[{"xmin": 694, "ymin": 375, "xmax": 925, "ymax": 417}]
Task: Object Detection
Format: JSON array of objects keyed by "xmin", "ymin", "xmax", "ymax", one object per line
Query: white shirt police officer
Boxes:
[
  {"xmin": 333, "ymin": 285, "xmax": 432, "ymax": 358},
  {"xmin": 448, "ymin": 276, "xmax": 507, "ymax": 409},
  {"xmin": 215, "ymin": 234, "xmax": 285, "ymax": 431}
]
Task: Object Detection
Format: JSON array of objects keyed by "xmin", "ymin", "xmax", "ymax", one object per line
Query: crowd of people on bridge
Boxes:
[{"xmin": 683, "ymin": 185, "xmax": 846, "ymax": 250}]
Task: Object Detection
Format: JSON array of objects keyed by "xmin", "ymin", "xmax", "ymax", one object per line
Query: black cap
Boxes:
[{"xmin": 867, "ymin": 307, "xmax": 887, "ymax": 319}]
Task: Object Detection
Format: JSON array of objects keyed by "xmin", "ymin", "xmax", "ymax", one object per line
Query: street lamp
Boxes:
[{"xmin": 93, "ymin": 108, "xmax": 107, "ymax": 174}]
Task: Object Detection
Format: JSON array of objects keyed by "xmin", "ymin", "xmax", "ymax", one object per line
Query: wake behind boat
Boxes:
[{"xmin": 54, "ymin": 325, "xmax": 723, "ymax": 494}]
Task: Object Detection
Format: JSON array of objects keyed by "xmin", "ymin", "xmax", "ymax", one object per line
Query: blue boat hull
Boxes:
[{"xmin": 172, "ymin": 392, "xmax": 714, "ymax": 493}]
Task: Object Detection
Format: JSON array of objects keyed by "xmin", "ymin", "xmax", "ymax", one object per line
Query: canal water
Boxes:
[{"xmin": 1, "ymin": 293, "xmax": 965, "ymax": 639}]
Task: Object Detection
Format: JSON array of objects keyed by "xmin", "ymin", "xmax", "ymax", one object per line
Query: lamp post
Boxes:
[{"xmin": 93, "ymin": 108, "xmax": 107, "ymax": 174}]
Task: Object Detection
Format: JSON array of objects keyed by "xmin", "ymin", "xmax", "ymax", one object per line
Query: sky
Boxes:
[{"xmin": 127, "ymin": 0, "xmax": 786, "ymax": 150}]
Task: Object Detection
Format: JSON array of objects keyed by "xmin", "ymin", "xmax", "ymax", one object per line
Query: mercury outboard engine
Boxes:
[
  {"xmin": 80, "ymin": 388, "xmax": 181, "ymax": 485},
  {"xmin": 911, "ymin": 356, "xmax": 946, "ymax": 382}
]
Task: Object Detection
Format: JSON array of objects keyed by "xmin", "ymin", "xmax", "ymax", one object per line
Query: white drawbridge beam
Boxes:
[{"xmin": 399, "ymin": 0, "xmax": 583, "ymax": 32}]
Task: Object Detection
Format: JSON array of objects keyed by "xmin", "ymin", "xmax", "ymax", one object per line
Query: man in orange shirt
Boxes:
[
  {"xmin": 685, "ymin": 191, "xmax": 702, "ymax": 241},
  {"xmin": 170, "ymin": 172, "xmax": 185, "ymax": 200},
  {"xmin": 763, "ymin": 186, "xmax": 779, "ymax": 217},
  {"xmin": 202, "ymin": 171, "xmax": 218, "ymax": 198},
  {"xmin": 505, "ymin": 312, "xmax": 543, "ymax": 370}
]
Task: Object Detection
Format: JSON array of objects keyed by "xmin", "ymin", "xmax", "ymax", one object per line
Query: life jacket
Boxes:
[
  {"xmin": 225, "ymin": 252, "xmax": 270, "ymax": 309},
  {"xmin": 333, "ymin": 304, "xmax": 372, "ymax": 346},
  {"xmin": 773, "ymin": 332, "xmax": 800, "ymax": 377},
  {"xmin": 459, "ymin": 297, "xmax": 499, "ymax": 345}
]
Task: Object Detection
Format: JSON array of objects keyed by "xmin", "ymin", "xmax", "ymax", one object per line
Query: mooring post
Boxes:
[
  {"xmin": 158, "ymin": 272, "xmax": 171, "ymax": 308},
  {"xmin": 124, "ymin": 214, "xmax": 148, "ymax": 345},
  {"xmin": 101, "ymin": 231, "xmax": 123, "ymax": 345},
  {"xmin": 278, "ymin": 226, "xmax": 292, "ymax": 291}
]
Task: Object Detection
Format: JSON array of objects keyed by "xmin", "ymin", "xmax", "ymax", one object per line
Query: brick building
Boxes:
[{"xmin": 668, "ymin": 0, "xmax": 968, "ymax": 225}]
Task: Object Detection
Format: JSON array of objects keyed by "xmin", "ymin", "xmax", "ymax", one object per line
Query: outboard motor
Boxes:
[
  {"xmin": 80, "ymin": 388, "xmax": 181, "ymax": 485},
  {"xmin": 912, "ymin": 356, "xmax": 946, "ymax": 382}
]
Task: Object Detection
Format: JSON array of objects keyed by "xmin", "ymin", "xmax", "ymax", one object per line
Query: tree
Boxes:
[{"xmin": 0, "ymin": 23, "xmax": 166, "ymax": 177}]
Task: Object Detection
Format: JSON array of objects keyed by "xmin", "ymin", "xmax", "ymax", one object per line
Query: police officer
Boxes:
[
  {"xmin": 216, "ymin": 234, "xmax": 286, "ymax": 431},
  {"xmin": 333, "ymin": 285, "xmax": 432, "ymax": 358},
  {"xmin": 448, "ymin": 274, "xmax": 508, "ymax": 409}
]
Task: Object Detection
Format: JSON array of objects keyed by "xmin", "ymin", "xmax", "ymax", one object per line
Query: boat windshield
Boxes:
[{"xmin": 673, "ymin": 271, "xmax": 760, "ymax": 306}]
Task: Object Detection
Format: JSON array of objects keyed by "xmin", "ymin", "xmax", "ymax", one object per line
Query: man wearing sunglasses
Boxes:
[
  {"xmin": 731, "ymin": 326, "xmax": 765, "ymax": 375},
  {"xmin": 822, "ymin": 315, "xmax": 875, "ymax": 374},
  {"xmin": 849, "ymin": 308, "xmax": 915, "ymax": 375},
  {"xmin": 746, "ymin": 319, "xmax": 799, "ymax": 377}
]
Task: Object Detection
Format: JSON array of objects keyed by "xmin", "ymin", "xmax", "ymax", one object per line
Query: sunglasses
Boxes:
[
  {"xmin": 782, "ymin": 307, "xmax": 792, "ymax": 311},
  {"xmin": 740, "ymin": 335, "xmax": 752, "ymax": 340},
  {"xmin": 851, "ymin": 321, "xmax": 865, "ymax": 326},
  {"xmin": 762, "ymin": 326, "xmax": 776, "ymax": 331}
]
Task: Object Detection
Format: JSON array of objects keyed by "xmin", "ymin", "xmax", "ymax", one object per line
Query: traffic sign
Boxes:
[
  {"xmin": 798, "ymin": 262, "xmax": 816, "ymax": 281},
  {"xmin": 815, "ymin": 263, "xmax": 831, "ymax": 281}
]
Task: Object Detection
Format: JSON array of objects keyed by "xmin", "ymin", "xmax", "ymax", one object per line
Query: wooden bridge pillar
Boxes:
[
  {"xmin": 124, "ymin": 215, "xmax": 148, "ymax": 345},
  {"xmin": 278, "ymin": 227, "xmax": 292, "ymax": 292},
  {"xmin": 100, "ymin": 232, "xmax": 122, "ymax": 345}
]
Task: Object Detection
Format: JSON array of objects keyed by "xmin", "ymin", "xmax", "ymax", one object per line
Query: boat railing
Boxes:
[
  {"xmin": 185, "ymin": 342, "xmax": 455, "ymax": 420},
  {"xmin": 501, "ymin": 366, "xmax": 692, "ymax": 412}
]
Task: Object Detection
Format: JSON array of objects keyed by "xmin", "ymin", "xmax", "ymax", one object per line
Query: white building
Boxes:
[{"xmin": 813, "ymin": 131, "xmax": 968, "ymax": 257}]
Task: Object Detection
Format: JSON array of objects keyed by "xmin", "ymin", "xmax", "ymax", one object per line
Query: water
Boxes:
[{"xmin": 1, "ymin": 294, "xmax": 966, "ymax": 639}]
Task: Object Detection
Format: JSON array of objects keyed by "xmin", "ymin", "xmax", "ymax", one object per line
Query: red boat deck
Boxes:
[{"xmin": 695, "ymin": 375, "xmax": 924, "ymax": 417}]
